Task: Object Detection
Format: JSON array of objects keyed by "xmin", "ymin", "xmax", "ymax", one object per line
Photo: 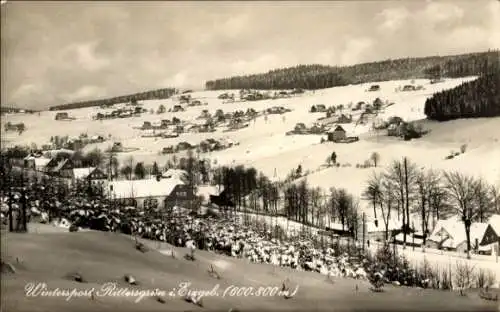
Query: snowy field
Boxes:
[{"xmin": 2, "ymin": 77, "xmax": 500, "ymax": 222}]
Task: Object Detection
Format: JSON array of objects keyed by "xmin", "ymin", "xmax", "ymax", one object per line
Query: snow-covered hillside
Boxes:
[{"xmin": 2, "ymin": 76, "xmax": 499, "ymax": 220}]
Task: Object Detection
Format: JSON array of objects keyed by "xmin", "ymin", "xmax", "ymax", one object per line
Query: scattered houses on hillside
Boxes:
[
  {"xmin": 93, "ymin": 106, "xmax": 143, "ymax": 120},
  {"xmin": 286, "ymin": 123, "xmax": 326, "ymax": 135}
]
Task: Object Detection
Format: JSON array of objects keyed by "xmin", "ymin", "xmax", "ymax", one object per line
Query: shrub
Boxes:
[{"xmin": 454, "ymin": 261, "xmax": 476, "ymax": 295}]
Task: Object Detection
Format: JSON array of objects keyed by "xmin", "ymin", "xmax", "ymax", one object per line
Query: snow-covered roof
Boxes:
[
  {"xmin": 73, "ymin": 167, "xmax": 96, "ymax": 180},
  {"xmin": 44, "ymin": 149, "xmax": 75, "ymax": 157},
  {"xmin": 34, "ymin": 157, "xmax": 52, "ymax": 168},
  {"xmin": 108, "ymin": 177, "xmax": 184, "ymax": 199},
  {"xmin": 429, "ymin": 217, "xmax": 488, "ymax": 248}
]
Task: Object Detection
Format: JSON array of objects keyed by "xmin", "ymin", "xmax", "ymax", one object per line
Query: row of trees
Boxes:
[
  {"xmin": 364, "ymin": 157, "xmax": 500, "ymax": 258},
  {"xmin": 205, "ymin": 51, "xmax": 499, "ymax": 90},
  {"xmin": 424, "ymin": 69, "xmax": 500, "ymax": 121},
  {"xmin": 49, "ymin": 88, "xmax": 177, "ymax": 111}
]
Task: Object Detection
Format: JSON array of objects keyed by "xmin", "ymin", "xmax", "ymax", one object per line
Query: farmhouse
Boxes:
[
  {"xmin": 480, "ymin": 214, "xmax": 500, "ymax": 258},
  {"xmin": 107, "ymin": 177, "xmax": 192, "ymax": 210},
  {"xmin": 387, "ymin": 123, "xmax": 404, "ymax": 137},
  {"xmin": 426, "ymin": 217, "xmax": 488, "ymax": 253},
  {"xmin": 172, "ymin": 105, "xmax": 185, "ymax": 112},
  {"xmin": 47, "ymin": 158, "xmax": 74, "ymax": 177},
  {"xmin": 327, "ymin": 125, "xmax": 346, "ymax": 142},
  {"xmin": 310, "ymin": 104, "xmax": 326, "ymax": 113},
  {"xmin": 55, "ymin": 112, "xmax": 70, "ymax": 120},
  {"xmin": 66, "ymin": 167, "xmax": 108, "ymax": 184}
]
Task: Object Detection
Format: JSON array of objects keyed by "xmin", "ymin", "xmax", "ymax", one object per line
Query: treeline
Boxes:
[
  {"xmin": 0, "ymin": 106, "xmax": 38, "ymax": 114},
  {"xmin": 424, "ymin": 70, "xmax": 500, "ymax": 121},
  {"xmin": 205, "ymin": 51, "xmax": 499, "ymax": 90},
  {"xmin": 49, "ymin": 88, "xmax": 177, "ymax": 111}
]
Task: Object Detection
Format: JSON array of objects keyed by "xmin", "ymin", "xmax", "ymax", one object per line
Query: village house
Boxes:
[
  {"xmin": 46, "ymin": 158, "xmax": 74, "ymax": 177},
  {"xmin": 107, "ymin": 177, "xmax": 192, "ymax": 210},
  {"xmin": 426, "ymin": 217, "xmax": 488, "ymax": 253},
  {"xmin": 141, "ymin": 121, "xmax": 153, "ymax": 130},
  {"xmin": 310, "ymin": 104, "xmax": 327, "ymax": 113},
  {"xmin": 55, "ymin": 112, "xmax": 70, "ymax": 120},
  {"xmin": 480, "ymin": 214, "xmax": 500, "ymax": 260},
  {"xmin": 64, "ymin": 167, "xmax": 108, "ymax": 185},
  {"xmin": 172, "ymin": 105, "xmax": 185, "ymax": 112},
  {"xmin": 294, "ymin": 123, "xmax": 307, "ymax": 133},
  {"xmin": 327, "ymin": 125, "xmax": 347, "ymax": 142},
  {"xmin": 387, "ymin": 122, "xmax": 405, "ymax": 137}
]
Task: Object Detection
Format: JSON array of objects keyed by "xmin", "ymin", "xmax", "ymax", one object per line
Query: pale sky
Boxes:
[{"xmin": 1, "ymin": 0, "xmax": 499, "ymax": 110}]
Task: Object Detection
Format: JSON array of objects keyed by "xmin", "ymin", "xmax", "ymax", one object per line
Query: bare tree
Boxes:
[
  {"xmin": 473, "ymin": 178, "xmax": 492, "ymax": 223},
  {"xmin": 490, "ymin": 184, "xmax": 500, "ymax": 213},
  {"xmin": 443, "ymin": 171, "xmax": 478, "ymax": 259},
  {"xmin": 363, "ymin": 172, "xmax": 383, "ymax": 223},
  {"xmin": 414, "ymin": 169, "xmax": 440, "ymax": 246},
  {"xmin": 388, "ymin": 158, "xmax": 418, "ymax": 247},
  {"xmin": 380, "ymin": 175, "xmax": 395, "ymax": 242}
]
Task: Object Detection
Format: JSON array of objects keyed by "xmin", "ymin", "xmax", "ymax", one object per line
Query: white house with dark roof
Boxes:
[{"xmin": 107, "ymin": 177, "xmax": 191, "ymax": 210}]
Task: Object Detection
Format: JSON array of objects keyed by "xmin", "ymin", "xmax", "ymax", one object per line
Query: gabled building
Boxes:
[
  {"xmin": 107, "ymin": 177, "xmax": 192, "ymax": 210},
  {"xmin": 67, "ymin": 167, "xmax": 108, "ymax": 184},
  {"xmin": 426, "ymin": 217, "xmax": 488, "ymax": 253},
  {"xmin": 327, "ymin": 125, "xmax": 347, "ymax": 142},
  {"xmin": 480, "ymin": 214, "xmax": 500, "ymax": 258}
]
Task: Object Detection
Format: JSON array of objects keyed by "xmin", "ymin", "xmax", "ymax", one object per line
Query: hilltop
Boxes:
[
  {"xmin": 48, "ymin": 88, "xmax": 177, "ymax": 112},
  {"xmin": 2, "ymin": 228, "xmax": 498, "ymax": 312},
  {"xmin": 205, "ymin": 50, "xmax": 499, "ymax": 90}
]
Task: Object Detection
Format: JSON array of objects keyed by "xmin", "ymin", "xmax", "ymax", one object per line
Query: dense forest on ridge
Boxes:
[
  {"xmin": 205, "ymin": 50, "xmax": 499, "ymax": 90},
  {"xmin": 424, "ymin": 68, "xmax": 500, "ymax": 121},
  {"xmin": 49, "ymin": 88, "xmax": 177, "ymax": 111}
]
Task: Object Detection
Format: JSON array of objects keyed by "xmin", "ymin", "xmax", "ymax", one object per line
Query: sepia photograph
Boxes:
[{"xmin": 1, "ymin": 1, "xmax": 499, "ymax": 311}]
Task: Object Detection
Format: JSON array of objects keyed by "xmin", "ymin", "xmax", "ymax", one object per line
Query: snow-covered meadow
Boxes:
[{"xmin": 2, "ymin": 76, "xmax": 500, "ymax": 221}]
